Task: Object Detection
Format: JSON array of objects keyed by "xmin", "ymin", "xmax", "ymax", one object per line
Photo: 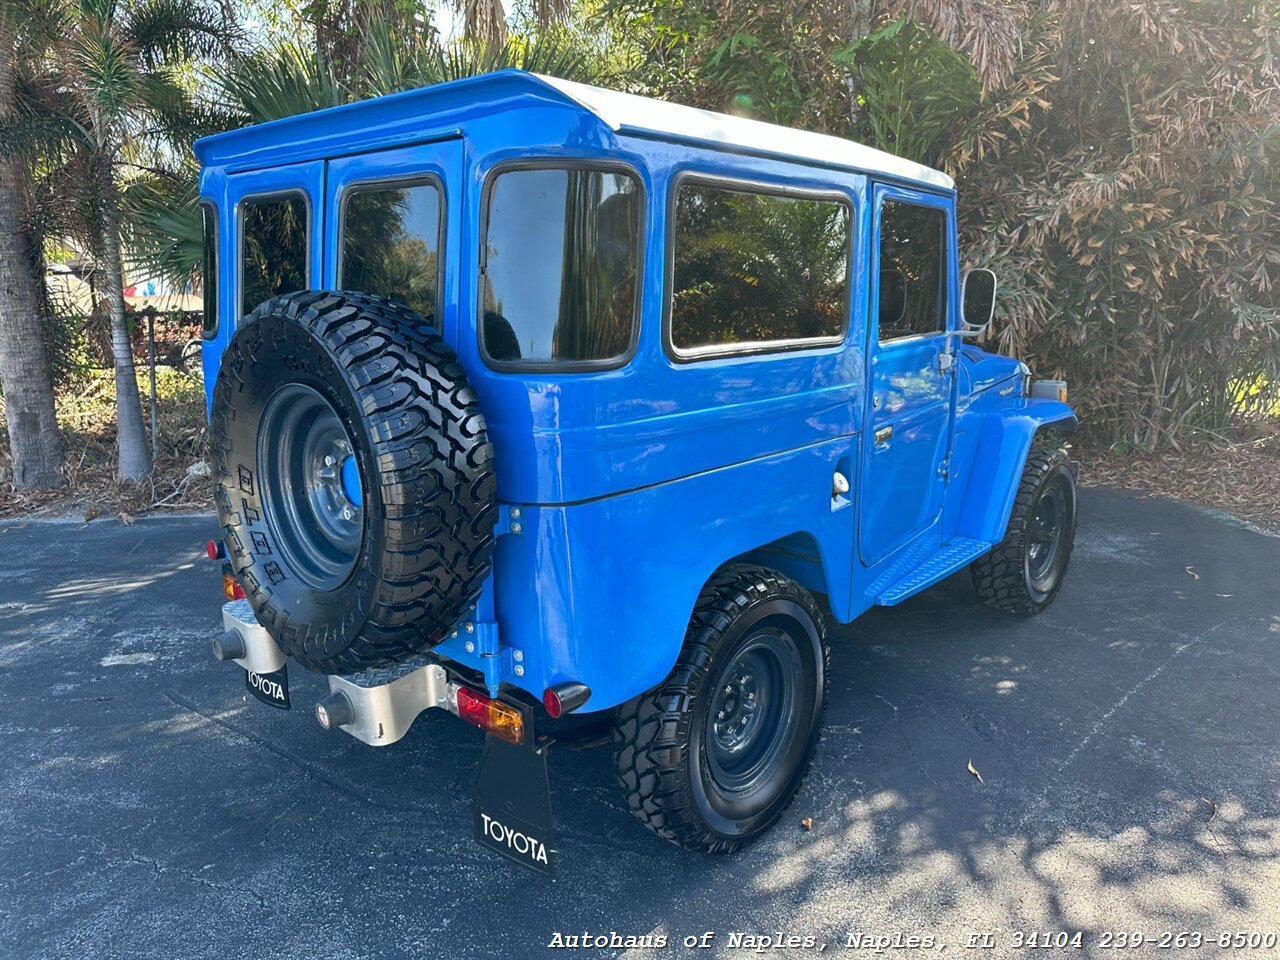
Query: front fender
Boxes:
[{"xmin": 955, "ymin": 399, "xmax": 1078, "ymax": 543}]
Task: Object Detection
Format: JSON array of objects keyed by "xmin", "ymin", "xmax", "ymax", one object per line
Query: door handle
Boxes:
[{"xmin": 874, "ymin": 425, "xmax": 893, "ymax": 446}]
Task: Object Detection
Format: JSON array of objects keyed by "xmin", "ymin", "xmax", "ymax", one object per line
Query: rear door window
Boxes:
[
  {"xmin": 200, "ymin": 201, "xmax": 218, "ymax": 337},
  {"xmin": 340, "ymin": 180, "xmax": 443, "ymax": 322},
  {"xmin": 240, "ymin": 193, "xmax": 309, "ymax": 315},
  {"xmin": 480, "ymin": 166, "xmax": 642, "ymax": 368}
]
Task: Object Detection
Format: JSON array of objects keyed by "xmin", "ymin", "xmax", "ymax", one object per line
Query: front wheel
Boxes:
[
  {"xmin": 971, "ymin": 444, "xmax": 1078, "ymax": 614},
  {"xmin": 613, "ymin": 565, "xmax": 829, "ymax": 853}
]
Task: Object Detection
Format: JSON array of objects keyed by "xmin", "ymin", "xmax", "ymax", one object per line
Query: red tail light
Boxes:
[
  {"xmin": 454, "ymin": 686, "xmax": 524, "ymax": 744},
  {"xmin": 542, "ymin": 688, "xmax": 561, "ymax": 719},
  {"xmin": 542, "ymin": 681, "xmax": 591, "ymax": 718},
  {"xmin": 456, "ymin": 686, "xmax": 489, "ymax": 727},
  {"xmin": 205, "ymin": 539, "xmax": 225, "ymax": 560}
]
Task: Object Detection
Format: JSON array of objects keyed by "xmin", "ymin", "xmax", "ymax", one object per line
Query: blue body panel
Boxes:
[{"xmin": 197, "ymin": 71, "xmax": 1077, "ymax": 711}]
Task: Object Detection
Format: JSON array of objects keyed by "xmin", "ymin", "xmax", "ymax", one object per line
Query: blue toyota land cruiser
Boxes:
[{"xmin": 196, "ymin": 70, "xmax": 1078, "ymax": 872}]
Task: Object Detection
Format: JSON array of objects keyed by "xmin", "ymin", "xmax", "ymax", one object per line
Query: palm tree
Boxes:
[
  {"xmin": 0, "ymin": 15, "xmax": 62, "ymax": 491},
  {"xmin": 6, "ymin": 0, "xmax": 234, "ymax": 480},
  {"xmin": 131, "ymin": 20, "xmax": 613, "ymax": 290},
  {"xmin": 357, "ymin": 21, "xmax": 613, "ymax": 96}
]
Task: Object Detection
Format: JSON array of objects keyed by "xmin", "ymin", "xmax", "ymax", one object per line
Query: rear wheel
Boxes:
[
  {"xmin": 613, "ymin": 565, "xmax": 829, "ymax": 852},
  {"xmin": 971, "ymin": 444, "xmax": 1077, "ymax": 614}
]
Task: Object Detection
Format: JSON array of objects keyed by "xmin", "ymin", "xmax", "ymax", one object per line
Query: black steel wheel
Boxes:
[
  {"xmin": 971, "ymin": 444, "xmax": 1077, "ymax": 614},
  {"xmin": 255, "ymin": 383, "xmax": 364, "ymax": 591},
  {"xmin": 613, "ymin": 565, "xmax": 829, "ymax": 853},
  {"xmin": 211, "ymin": 291, "xmax": 496, "ymax": 674},
  {"xmin": 704, "ymin": 631, "xmax": 798, "ymax": 793}
]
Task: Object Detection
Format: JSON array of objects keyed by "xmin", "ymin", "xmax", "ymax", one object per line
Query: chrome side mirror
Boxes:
[{"xmin": 960, "ymin": 267, "xmax": 997, "ymax": 337}]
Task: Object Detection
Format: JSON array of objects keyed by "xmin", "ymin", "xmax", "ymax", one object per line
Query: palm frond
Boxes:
[
  {"xmin": 67, "ymin": 23, "xmax": 144, "ymax": 141},
  {"xmin": 359, "ymin": 22, "xmax": 613, "ymax": 98},
  {"xmin": 125, "ymin": 0, "xmax": 239, "ymax": 67},
  {"xmin": 463, "ymin": 0, "xmax": 508, "ymax": 47},
  {"xmin": 123, "ymin": 171, "xmax": 202, "ymax": 286},
  {"xmin": 214, "ymin": 42, "xmax": 345, "ymax": 124}
]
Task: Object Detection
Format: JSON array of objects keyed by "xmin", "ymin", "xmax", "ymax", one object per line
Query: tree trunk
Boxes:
[
  {"xmin": 0, "ymin": 36, "xmax": 64, "ymax": 490},
  {"xmin": 100, "ymin": 166, "xmax": 153, "ymax": 481}
]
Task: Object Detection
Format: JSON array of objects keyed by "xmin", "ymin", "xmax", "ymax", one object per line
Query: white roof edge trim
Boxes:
[{"xmin": 533, "ymin": 74, "xmax": 954, "ymax": 191}]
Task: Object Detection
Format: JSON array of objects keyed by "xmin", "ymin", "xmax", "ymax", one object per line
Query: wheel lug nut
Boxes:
[
  {"xmin": 324, "ymin": 455, "xmax": 335, "ymax": 467},
  {"xmin": 342, "ymin": 508, "xmax": 353, "ymax": 520}
]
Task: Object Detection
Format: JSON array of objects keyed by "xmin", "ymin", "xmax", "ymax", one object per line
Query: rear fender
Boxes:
[{"xmin": 955, "ymin": 399, "xmax": 1077, "ymax": 543}]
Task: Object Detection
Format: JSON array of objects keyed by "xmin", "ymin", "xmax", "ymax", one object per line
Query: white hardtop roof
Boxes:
[{"xmin": 535, "ymin": 74, "xmax": 954, "ymax": 191}]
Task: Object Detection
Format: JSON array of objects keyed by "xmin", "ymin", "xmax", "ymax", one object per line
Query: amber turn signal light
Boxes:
[{"xmin": 221, "ymin": 572, "xmax": 246, "ymax": 601}]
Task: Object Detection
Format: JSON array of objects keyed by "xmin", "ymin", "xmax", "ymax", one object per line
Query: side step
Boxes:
[{"xmin": 874, "ymin": 537, "xmax": 990, "ymax": 606}]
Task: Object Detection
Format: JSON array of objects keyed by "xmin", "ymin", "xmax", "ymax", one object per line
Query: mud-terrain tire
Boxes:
[
  {"xmin": 971, "ymin": 444, "xmax": 1077, "ymax": 614},
  {"xmin": 211, "ymin": 291, "xmax": 496, "ymax": 674},
  {"xmin": 613, "ymin": 565, "xmax": 830, "ymax": 853}
]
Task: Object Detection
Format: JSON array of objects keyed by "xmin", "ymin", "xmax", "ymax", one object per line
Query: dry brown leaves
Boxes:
[
  {"xmin": 0, "ymin": 370, "xmax": 213, "ymax": 521},
  {"xmin": 0, "ymin": 444, "xmax": 214, "ymax": 520},
  {"xmin": 1075, "ymin": 423, "xmax": 1280, "ymax": 534}
]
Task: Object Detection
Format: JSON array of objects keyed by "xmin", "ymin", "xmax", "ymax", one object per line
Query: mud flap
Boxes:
[
  {"xmin": 244, "ymin": 663, "xmax": 290, "ymax": 710},
  {"xmin": 474, "ymin": 734, "xmax": 555, "ymax": 876}
]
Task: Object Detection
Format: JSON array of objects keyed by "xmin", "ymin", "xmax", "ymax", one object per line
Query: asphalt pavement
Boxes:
[{"xmin": 0, "ymin": 488, "xmax": 1277, "ymax": 960}]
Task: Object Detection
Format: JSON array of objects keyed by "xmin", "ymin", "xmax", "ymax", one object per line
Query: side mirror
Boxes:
[
  {"xmin": 878, "ymin": 268, "xmax": 907, "ymax": 326},
  {"xmin": 960, "ymin": 267, "xmax": 997, "ymax": 337}
]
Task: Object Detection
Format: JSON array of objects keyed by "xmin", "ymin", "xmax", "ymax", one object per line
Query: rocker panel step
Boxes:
[{"xmin": 874, "ymin": 537, "xmax": 991, "ymax": 606}]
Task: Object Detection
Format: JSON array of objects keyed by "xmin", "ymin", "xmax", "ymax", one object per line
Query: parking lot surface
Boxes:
[{"xmin": 1, "ymin": 488, "xmax": 1277, "ymax": 959}]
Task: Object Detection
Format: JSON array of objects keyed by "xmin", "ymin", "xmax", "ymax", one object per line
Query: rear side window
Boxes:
[
  {"xmin": 200, "ymin": 201, "xmax": 218, "ymax": 337},
  {"xmin": 669, "ymin": 180, "xmax": 851, "ymax": 357},
  {"xmin": 480, "ymin": 166, "xmax": 642, "ymax": 367},
  {"xmin": 877, "ymin": 200, "xmax": 947, "ymax": 341},
  {"xmin": 240, "ymin": 193, "xmax": 309, "ymax": 315},
  {"xmin": 340, "ymin": 180, "xmax": 442, "ymax": 322}
]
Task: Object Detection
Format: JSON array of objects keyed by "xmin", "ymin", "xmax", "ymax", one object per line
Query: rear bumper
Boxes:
[{"xmin": 215, "ymin": 600, "xmax": 527, "ymax": 748}]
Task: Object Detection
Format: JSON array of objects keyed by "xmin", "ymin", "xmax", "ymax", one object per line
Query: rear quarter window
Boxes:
[
  {"xmin": 200, "ymin": 201, "xmax": 218, "ymax": 338},
  {"xmin": 480, "ymin": 165, "xmax": 642, "ymax": 369},
  {"xmin": 668, "ymin": 179, "xmax": 851, "ymax": 359}
]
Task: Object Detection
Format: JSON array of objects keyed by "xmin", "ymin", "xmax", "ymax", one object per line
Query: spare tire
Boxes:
[{"xmin": 210, "ymin": 291, "xmax": 496, "ymax": 674}]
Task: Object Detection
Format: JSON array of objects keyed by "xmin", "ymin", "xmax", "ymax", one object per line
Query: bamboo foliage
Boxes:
[
  {"xmin": 615, "ymin": 0, "xmax": 1280, "ymax": 446},
  {"xmin": 960, "ymin": 0, "xmax": 1280, "ymax": 445}
]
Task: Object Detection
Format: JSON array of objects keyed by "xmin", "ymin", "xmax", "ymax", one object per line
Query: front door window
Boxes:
[{"xmin": 877, "ymin": 200, "xmax": 947, "ymax": 342}]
